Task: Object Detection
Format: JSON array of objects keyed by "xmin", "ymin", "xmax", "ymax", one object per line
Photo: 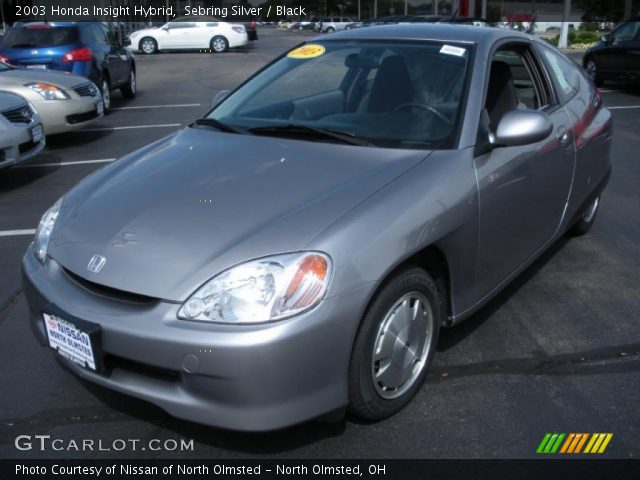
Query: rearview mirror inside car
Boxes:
[
  {"xmin": 492, "ymin": 110, "xmax": 553, "ymax": 147},
  {"xmin": 211, "ymin": 90, "xmax": 231, "ymax": 108}
]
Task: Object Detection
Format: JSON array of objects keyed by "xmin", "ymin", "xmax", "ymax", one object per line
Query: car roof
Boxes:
[{"xmin": 315, "ymin": 22, "xmax": 528, "ymax": 44}]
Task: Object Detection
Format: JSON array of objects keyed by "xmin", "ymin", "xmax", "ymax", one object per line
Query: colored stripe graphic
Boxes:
[
  {"xmin": 536, "ymin": 433, "xmax": 565, "ymax": 454},
  {"xmin": 538, "ymin": 433, "xmax": 613, "ymax": 454},
  {"xmin": 584, "ymin": 433, "xmax": 614, "ymax": 454}
]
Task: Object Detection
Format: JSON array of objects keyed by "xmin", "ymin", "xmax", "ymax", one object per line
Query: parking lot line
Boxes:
[
  {"xmin": 81, "ymin": 123, "xmax": 182, "ymax": 132},
  {"xmin": 607, "ymin": 106, "xmax": 640, "ymax": 110},
  {"xmin": 112, "ymin": 103, "xmax": 202, "ymax": 110},
  {"xmin": 0, "ymin": 229, "xmax": 36, "ymax": 237},
  {"xmin": 18, "ymin": 158, "xmax": 116, "ymax": 168}
]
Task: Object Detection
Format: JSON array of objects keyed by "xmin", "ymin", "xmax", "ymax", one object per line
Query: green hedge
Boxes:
[{"xmin": 545, "ymin": 30, "xmax": 600, "ymax": 47}]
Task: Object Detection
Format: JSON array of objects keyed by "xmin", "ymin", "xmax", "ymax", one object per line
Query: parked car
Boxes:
[
  {"xmin": 0, "ymin": 61, "xmax": 103, "ymax": 135},
  {"xmin": 583, "ymin": 17, "xmax": 640, "ymax": 86},
  {"xmin": 23, "ymin": 25, "xmax": 611, "ymax": 431},
  {"xmin": 315, "ymin": 17, "xmax": 353, "ymax": 33},
  {"xmin": 127, "ymin": 16, "xmax": 248, "ymax": 54},
  {"xmin": 0, "ymin": 91, "xmax": 45, "ymax": 169},
  {"xmin": 0, "ymin": 22, "xmax": 136, "ymax": 113}
]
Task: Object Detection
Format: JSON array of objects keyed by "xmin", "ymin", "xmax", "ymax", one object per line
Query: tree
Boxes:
[{"xmin": 575, "ymin": 0, "xmax": 625, "ymax": 23}]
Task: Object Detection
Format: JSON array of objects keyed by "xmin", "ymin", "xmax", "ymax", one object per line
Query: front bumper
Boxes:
[
  {"xmin": 22, "ymin": 246, "xmax": 368, "ymax": 431},
  {"xmin": 0, "ymin": 122, "xmax": 46, "ymax": 169},
  {"xmin": 33, "ymin": 98, "xmax": 103, "ymax": 135}
]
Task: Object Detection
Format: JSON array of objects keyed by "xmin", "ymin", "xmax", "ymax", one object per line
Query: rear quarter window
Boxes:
[
  {"xmin": 1, "ymin": 27, "xmax": 79, "ymax": 48},
  {"xmin": 539, "ymin": 45, "xmax": 580, "ymax": 104}
]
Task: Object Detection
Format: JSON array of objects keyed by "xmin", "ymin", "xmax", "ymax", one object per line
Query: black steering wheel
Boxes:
[{"xmin": 393, "ymin": 102, "xmax": 452, "ymax": 125}]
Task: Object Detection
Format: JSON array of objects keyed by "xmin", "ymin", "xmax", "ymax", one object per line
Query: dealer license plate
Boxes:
[
  {"xmin": 31, "ymin": 124, "xmax": 43, "ymax": 144},
  {"xmin": 43, "ymin": 311, "xmax": 102, "ymax": 371}
]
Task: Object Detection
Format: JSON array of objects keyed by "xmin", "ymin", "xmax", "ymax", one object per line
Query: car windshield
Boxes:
[
  {"xmin": 1, "ymin": 26, "xmax": 79, "ymax": 48},
  {"xmin": 207, "ymin": 40, "xmax": 471, "ymax": 149}
]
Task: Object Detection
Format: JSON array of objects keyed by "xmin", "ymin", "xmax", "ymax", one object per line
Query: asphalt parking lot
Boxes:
[{"xmin": 0, "ymin": 28, "xmax": 639, "ymax": 459}]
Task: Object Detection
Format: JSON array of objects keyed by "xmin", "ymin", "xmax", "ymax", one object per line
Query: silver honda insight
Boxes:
[{"xmin": 23, "ymin": 25, "xmax": 612, "ymax": 431}]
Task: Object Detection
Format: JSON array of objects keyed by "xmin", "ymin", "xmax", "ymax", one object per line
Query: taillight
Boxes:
[
  {"xmin": 232, "ymin": 26, "xmax": 245, "ymax": 34},
  {"xmin": 62, "ymin": 47, "xmax": 93, "ymax": 63},
  {"xmin": 0, "ymin": 55, "xmax": 10, "ymax": 65},
  {"xmin": 593, "ymin": 88, "xmax": 602, "ymax": 109}
]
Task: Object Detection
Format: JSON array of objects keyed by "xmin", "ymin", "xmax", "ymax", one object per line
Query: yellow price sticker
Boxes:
[{"xmin": 287, "ymin": 44, "xmax": 326, "ymax": 59}]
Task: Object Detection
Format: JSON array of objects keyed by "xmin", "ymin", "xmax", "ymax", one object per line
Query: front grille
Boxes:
[
  {"xmin": 72, "ymin": 82, "xmax": 98, "ymax": 97},
  {"xmin": 66, "ymin": 109, "xmax": 99, "ymax": 125},
  {"xmin": 103, "ymin": 354, "xmax": 180, "ymax": 382},
  {"xmin": 2, "ymin": 104, "xmax": 34, "ymax": 124},
  {"xmin": 62, "ymin": 267, "xmax": 159, "ymax": 305}
]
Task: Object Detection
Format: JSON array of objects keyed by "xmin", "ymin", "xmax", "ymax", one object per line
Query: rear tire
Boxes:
[
  {"xmin": 139, "ymin": 37, "xmax": 157, "ymax": 55},
  {"xmin": 569, "ymin": 195, "xmax": 600, "ymax": 236},
  {"xmin": 326, "ymin": 27, "xmax": 336, "ymax": 33},
  {"xmin": 120, "ymin": 68, "xmax": 136, "ymax": 99},
  {"xmin": 348, "ymin": 267, "xmax": 441, "ymax": 421},
  {"xmin": 210, "ymin": 36, "xmax": 228, "ymax": 53}
]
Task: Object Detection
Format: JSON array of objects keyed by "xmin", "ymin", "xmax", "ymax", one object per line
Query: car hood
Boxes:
[
  {"xmin": 50, "ymin": 127, "xmax": 430, "ymax": 302},
  {"xmin": 0, "ymin": 67, "xmax": 90, "ymax": 90},
  {"xmin": 0, "ymin": 91, "xmax": 28, "ymax": 110}
]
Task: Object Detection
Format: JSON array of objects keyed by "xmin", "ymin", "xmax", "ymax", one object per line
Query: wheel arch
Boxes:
[{"xmin": 356, "ymin": 244, "xmax": 453, "ymax": 334}]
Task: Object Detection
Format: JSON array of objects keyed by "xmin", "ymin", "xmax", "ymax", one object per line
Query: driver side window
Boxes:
[
  {"xmin": 168, "ymin": 22, "xmax": 194, "ymax": 29},
  {"xmin": 484, "ymin": 45, "xmax": 545, "ymax": 132},
  {"xmin": 611, "ymin": 21, "xmax": 640, "ymax": 43}
]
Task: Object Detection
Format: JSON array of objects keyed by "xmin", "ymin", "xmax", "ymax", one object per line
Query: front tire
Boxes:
[
  {"xmin": 120, "ymin": 68, "xmax": 136, "ymax": 99},
  {"xmin": 326, "ymin": 27, "xmax": 336, "ymax": 33},
  {"xmin": 139, "ymin": 37, "xmax": 157, "ymax": 55},
  {"xmin": 211, "ymin": 36, "xmax": 229, "ymax": 53},
  {"xmin": 569, "ymin": 195, "xmax": 600, "ymax": 236},
  {"xmin": 585, "ymin": 58, "xmax": 604, "ymax": 87},
  {"xmin": 348, "ymin": 267, "xmax": 441, "ymax": 421}
]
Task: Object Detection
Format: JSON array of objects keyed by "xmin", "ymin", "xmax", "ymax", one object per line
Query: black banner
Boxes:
[{"xmin": 4, "ymin": 459, "xmax": 640, "ymax": 480}]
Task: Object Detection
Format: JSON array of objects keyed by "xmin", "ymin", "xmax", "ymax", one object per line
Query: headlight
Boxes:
[
  {"xmin": 34, "ymin": 197, "xmax": 63, "ymax": 264},
  {"xmin": 26, "ymin": 83, "xmax": 70, "ymax": 100},
  {"xmin": 178, "ymin": 252, "xmax": 332, "ymax": 324}
]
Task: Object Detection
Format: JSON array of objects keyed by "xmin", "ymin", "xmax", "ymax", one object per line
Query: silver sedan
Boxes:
[
  {"xmin": 23, "ymin": 25, "xmax": 611, "ymax": 431},
  {"xmin": 0, "ymin": 61, "xmax": 103, "ymax": 135},
  {"xmin": 0, "ymin": 91, "xmax": 45, "ymax": 168}
]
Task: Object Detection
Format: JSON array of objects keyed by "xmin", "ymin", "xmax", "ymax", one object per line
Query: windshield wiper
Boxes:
[
  {"xmin": 248, "ymin": 124, "xmax": 372, "ymax": 147},
  {"xmin": 191, "ymin": 118, "xmax": 247, "ymax": 135}
]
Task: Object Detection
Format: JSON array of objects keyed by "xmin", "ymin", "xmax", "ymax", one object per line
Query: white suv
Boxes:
[{"xmin": 315, "ymin": 17, "xmax": 353, "ymax": 33}]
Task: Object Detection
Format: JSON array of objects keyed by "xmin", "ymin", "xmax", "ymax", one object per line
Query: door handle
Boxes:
[{"xmin": 556, "ymin": 126, "xmax": 569, "ymax": 145}]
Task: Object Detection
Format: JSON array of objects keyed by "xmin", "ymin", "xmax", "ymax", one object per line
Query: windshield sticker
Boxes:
[
  {"xmin": 287, "ymin": 44, "xmax": 326, "ymax": 59},
  {"xmin": 440, "ymin": 45, "xmax": 467, "ymax": 57}
]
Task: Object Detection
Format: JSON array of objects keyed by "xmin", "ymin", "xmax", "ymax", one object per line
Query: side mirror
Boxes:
[
  {"xmin": 601, "ymin": 34, "xmax": 610, "ymax": 43},
  {"xmin": 210, "ymin": 90, "xmax": 230, "ymax": 108},
  {"xmin": 162, "ymin": 25, "xmax": 170, "ymax": 31},
  {"xmin": 492, "ymin": 110, "xmax": 553, "ymax": 147}
]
